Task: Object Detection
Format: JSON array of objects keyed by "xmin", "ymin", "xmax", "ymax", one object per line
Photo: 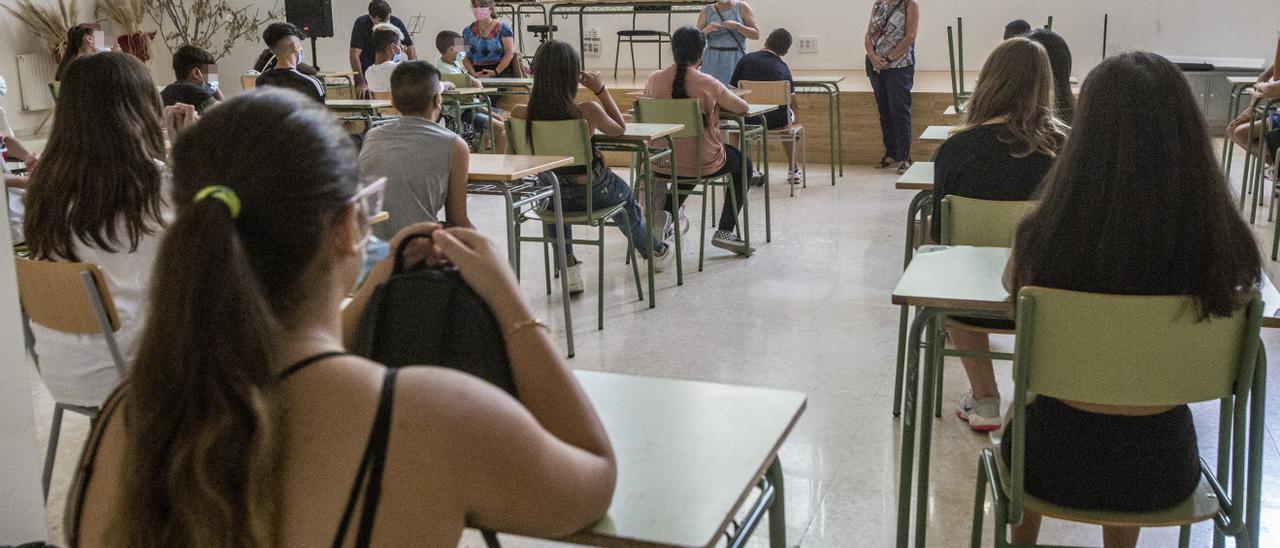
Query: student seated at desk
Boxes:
[
  {"xmin": 931, "ymin": 38, "xmax": 1067, "ymax": 431},
  {"xmin": 1003, "ymin": 19, "xmax": 1031, "ymax": 40},
  {"xmin": 1025, "ymin": 28, "xmax": 1075, "ymax": 123},
  {"xmin": 515, "ymin": 41, "xmax": 674, "ymax": 293},
  {"xmin": 436, "ymin": 29, "xmax": 508, "ymax": 154},
  {"xmin": 22, "ymin": 53, "xmax": 195, "ymax": 408},
  {"xmin": 363, "ymin": 23, "xmax": 407, "ymax": 94},
  {"xmin": 255, "ymin": 22, "xmax": 326, "ymax": 103},
  {"xmin": 1228, "ymin": 36, "xmax": 1280, "ymax": 179},
  {"xmin": 1001, "ymin": 51, "xmax": 1261, "ymax": 548},
  {"xmin": 730, "ymin": 28, "xmax": 800, "ymax": 185},
  {"xmin": 66, "ymin": 88, "xmax": 617, "ymax": 547},
  {"xmin": 644, "ymin": 26, "xmax": 753, "ymax": 256},
  {"xmin": 359, "ymin": 61, "xmax": 473, "ymax": 233},
  {"xmin": 161, "ymin": 45, "xmax": 224, "ymax": 114}
]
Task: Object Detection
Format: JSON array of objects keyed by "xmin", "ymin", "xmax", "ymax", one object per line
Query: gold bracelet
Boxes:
[{"xmin": 504, "ymin": 317, "xmax": 549, "ymax": 338}]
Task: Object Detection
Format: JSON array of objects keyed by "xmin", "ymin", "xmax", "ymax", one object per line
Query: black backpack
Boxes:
[{"xmin": 353, "ymin": 234, "xmax": 516, "ymax": 396}]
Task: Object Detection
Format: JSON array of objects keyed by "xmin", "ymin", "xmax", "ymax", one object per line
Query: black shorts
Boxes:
[{"xmin": 1001, "ymin": 397, "xmax": 1200, "ymax": 512}]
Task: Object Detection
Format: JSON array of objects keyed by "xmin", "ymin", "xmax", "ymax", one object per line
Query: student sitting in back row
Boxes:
[
  {"xmin": 730, "ymin": 28, "xmax": 801, "ymax": 185},
  {"xmin": 435, "ymin": 30, "xmax": 508, "ymax": 154},
  {"xmin": 514, "ymin": 41, "xmax": 675, "ymax": 293},
  {"xmin": 930, "ymin": 37, "xmax": 1067, "ymax": 431},
  {"xmin": 359, "ymin": 61, "xmax": 473, "ymax": 234},
  {"xmin": 255, "ymin": 22, "xmax": 326, "ymax": 103},
  {"xmin": 1003, "ymin": 19, "xmax": 1031, "ymax": 40},
  {"xmin": 363, "ymin": 23, "xmax": 408, "ymax": 94},
  {"xmin": 161, "ymin": 45, "xmax": 224, "ymax": 114}
]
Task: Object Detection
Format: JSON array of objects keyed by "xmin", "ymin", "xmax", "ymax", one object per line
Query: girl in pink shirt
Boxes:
[{"xmin": 644, "ymin": 26, "xmax": 753, "ymax": 256}]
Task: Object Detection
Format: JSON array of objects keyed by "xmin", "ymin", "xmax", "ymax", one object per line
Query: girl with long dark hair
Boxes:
[
  {"xmin": 55, "ymin": 23, "xmax": 102, "ymax": 81},
  {"xmin": 1003, "ymin": 51, "xmax": 1261, "ymax": 548},
  {"xmin": 23, "ymin": 52, "xmax": 185, "ymax": 409},
  {"xmin": 643, "ymin": 26, "xmax": 754, "ymax": 256},
  {"xmin": 67, "ymin": 88, "xmax": 617, "ymax": 546},
  {"xmin": 515, "ymin": 40, "xmax": 673, "ymax": 293},
  {"xmin": 1025, "ymin": 28, "xmax": 1075, "ymax": 123}
]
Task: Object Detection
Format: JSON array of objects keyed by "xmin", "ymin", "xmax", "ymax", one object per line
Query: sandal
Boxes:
[
  {"xmin": 875, "ymin": 154, "xmax": 896, "ymax": 169},
  {"xmin": 897, "ymin": 160, "xmax": 914, "ymax": 175}
]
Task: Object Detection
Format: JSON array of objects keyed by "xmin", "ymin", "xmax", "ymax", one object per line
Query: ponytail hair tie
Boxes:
[{"xmin": 194, "ymin": 185, "xmax": 242, "ymax": 219}]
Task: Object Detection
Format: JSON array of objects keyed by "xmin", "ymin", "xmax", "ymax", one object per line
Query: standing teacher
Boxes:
[
  {"xmin": 698, "ymin": 0, "xmax": 759, "ymax": 85},
  {"xmin": 865, "ymin": 0, "xmax": 918, "ymax": 174}
]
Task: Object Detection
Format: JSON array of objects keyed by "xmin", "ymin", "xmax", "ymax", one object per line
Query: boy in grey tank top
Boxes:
[{"xmin": 358, "ymin": 61, "xmax": 473, "ymax": 239}]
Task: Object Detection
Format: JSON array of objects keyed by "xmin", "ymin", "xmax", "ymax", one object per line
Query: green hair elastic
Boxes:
[{"xmin": 194, "ymin": 185, "xmax": 241, "ymax": 219}]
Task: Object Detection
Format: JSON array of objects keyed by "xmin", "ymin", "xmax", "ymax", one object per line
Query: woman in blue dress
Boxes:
[{"xmin": 697, "ymin": 0, "xmax": 759, "ymax": 85}]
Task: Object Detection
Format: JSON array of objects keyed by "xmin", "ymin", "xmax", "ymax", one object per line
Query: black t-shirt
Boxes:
[
  {"xmin": 930, "ymin": 124, "xmax": 1054, "ymax": 242},
  {"xmin": 256, "ymin": 68, "xmax": 327, "ymax": 103},
  {"xmin": 160, "ymin": 82, "xmax": 219, "ymax": 113},
  {"xmin": 351, "ymin": 15, "xmax": 414, "ymax": 73},
  {"xmin": 729, "ymin": 50, "xmax": 794, "ymax": 129}
]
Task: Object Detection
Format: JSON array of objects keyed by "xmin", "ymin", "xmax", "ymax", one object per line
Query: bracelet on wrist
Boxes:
[
  {"xmin": 504, "ymin": 317, "xmax": 550, "ymax": 338},
  {"xmin": 593, "ymin": 84, "xmax": 607, "ymax": 95}
]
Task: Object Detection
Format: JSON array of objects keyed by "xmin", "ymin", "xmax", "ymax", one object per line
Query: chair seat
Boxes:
[
  {"xmin": 528, "ymin": 25, "xmax": 558, "ymax": 33},
  {"xmin": 531, "ymin": 203, "xmax": 628, "ymax": 225},
  {"xmin": 618, "ymin": 30, "xmax": 670, "ymax": 38},
  {"xmin": 991, "ymin": 447, "xmax": 1220, "ymax": 528},
  {"xmin": 767, "ymin": 123, "xmax": 804, "ymax": 136},
  {"xmin": 946, "ymin": 317, "xmax": 1015, "ymax": 335}
]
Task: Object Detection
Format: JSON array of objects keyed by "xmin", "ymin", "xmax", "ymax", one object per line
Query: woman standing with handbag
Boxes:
[
  {"xmin": 864, "ymin": 0, "xmax": 919, "ymax": 174},
  {"xmin": 697, "ymin": 0, "xmax": 759, "ymax": 85}
]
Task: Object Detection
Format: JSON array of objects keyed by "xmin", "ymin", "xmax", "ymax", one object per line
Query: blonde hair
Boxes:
[
  {"xmin": 957, "ymin": 37, "xmax": 1067, "ymax": 158},
  {"xmin": 373, "ymin": 21, "xmax": 403, "ymax": 41}
]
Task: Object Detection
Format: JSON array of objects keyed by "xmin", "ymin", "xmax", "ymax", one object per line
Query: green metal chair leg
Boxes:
[
  {"xmin": 1178, "ymin": 525, "xmax": 1192, "ymax": 548},
  {"xmin": 893, "ymin": 304, "xmax": 909, "ymax": 416},
  {"xmin": 766, "ymin": 457, "xmax": 787, "ymax": 548},
  {"xmin": 596, "ymin": 226, "xmax": 605, "ymax": 330},
  {"xmin": 619, "ymin": 209, "xmax": 644, "ymax": 301},
  {"xmin": 934, "ymin": 323, "xmax": 945, "ymax": 418},
  {"xmin": 971, "ymin": 455, "xmax": 987, "ymax": 548}
]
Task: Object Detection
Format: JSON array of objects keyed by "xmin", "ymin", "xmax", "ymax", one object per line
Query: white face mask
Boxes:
[
  {"xmin": 207, "ymin": 72, "xmax": 219, "ymax": 91},
  {"xmin": 297, "ymin": 45, "xmax": 306, "ymax": 65}
]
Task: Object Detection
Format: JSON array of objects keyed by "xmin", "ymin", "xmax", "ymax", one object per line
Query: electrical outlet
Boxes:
[{"xmin": 797, "ymin": 35, "xmax": 819, "ymax": 54}]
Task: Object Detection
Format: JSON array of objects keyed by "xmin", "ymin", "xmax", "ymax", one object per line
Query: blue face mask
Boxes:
[{"xmin": 392, "ymin": 51, "xmax": 402, "ymax": 63}]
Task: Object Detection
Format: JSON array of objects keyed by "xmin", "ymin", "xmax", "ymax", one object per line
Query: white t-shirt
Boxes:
[
  {"xmin": 30, "ymin": 167, "xmax": 174, "ymax": 407},
  {"xmin": 365, "ymin": 61, "xmax": 399, "ymax": 93}
]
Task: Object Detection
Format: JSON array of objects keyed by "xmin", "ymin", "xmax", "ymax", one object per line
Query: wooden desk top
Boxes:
[
  {"xmin": 596, "ymin": 123, "xmax": 685, "ymax": 141},
  {"xmin": 895, "ymin": 161, "xmax": 934, "ymax": 190},
  {"xmin": 892, "ymin": 246, "xmax": 1013, "ymax": 314},
  {"xmin": 792, "ymin": 75, "xmax": 846, "ymax": 85},
  {"xmin": 737, "ymin": 104, "xmax": 779, "ymax": 117},
  {"xmin": 480, "ymin": 77, "xmax": 534, "ymax": 87},
  {"xmin": 565, "ymin": 370, "xmax": 806, "ymax": 548},
  {"xmin": 319, "ymin": 71, "xmax": 358, "ymax": 78},
  {"xmin": 326, "ymin": 99, "xmax": 392, "ymax": 109},
  {"xmin": 444, "ymin": 87, "xmax": 489, "ymax": 96},
  {"xmin": 943, "ymin": 105, "xmax": 959, "ymax": 116},
  {"xmin": 468, "ymin": 154, "xmax": 574, "ymax": 181},
  {"xmin": 1228, "ymin": 75, "xmax": 1259, "ymax": 86},
  {"xmin": 626, "ymin": 88, "xmax": 752, "ymax": 98},
  {"xmin": 540, "ymin": 0, "xmax": 708, "ymax": 5},
  {"xmin": 919, "ymin": 125, "xmax": 954, "ymax": 141}
]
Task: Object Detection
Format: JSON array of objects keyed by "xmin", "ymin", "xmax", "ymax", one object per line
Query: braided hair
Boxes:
[{"xmin": 670, "ymin": 26, "xmax": 708, "ymax": 126}]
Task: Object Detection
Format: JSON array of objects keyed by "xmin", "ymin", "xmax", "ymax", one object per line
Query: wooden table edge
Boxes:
[
  {"xmin": 890, "ymin": 295, "xmax": 1015, "ymax": 315},
  {"xmin": 467, "ymin": 155, "xmax": 575, "ymax": 181}
]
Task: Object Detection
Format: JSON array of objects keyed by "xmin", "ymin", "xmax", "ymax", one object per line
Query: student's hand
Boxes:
[
  {"xmin": 478, "ymin": 69, "xmax": 497, "ymax": 78},
  {"xmin": 723, "ymin": 21, "xmax": 740, "ymax": 31},
  {"xmin": 388, "ymin": 222, "xmax": 446, "ymax": 269},
  {"xmin": 443, "ymin": 81, "xmax": 458, "ymax": 90},
  {"xmin": 355, "ymin": 81, "xmax": 369, "ymax": 99},
  {"xmin": 23, "ymin": 153, "xmax": 37, "ymax": 170},
  {"xmin": 579, "ymin": 71, "xmax": 604, "ymax": 93},
  {"xmin": 1257, "ymin": 81, "xmax": 1280, "ymax": 98},
  {"xmin": 703, "ymin": 22, "xmax": 722, "ymax": 34},
  {"xmin": 430, "ymin": 227, "xmax": 521, "ymax": 305},
  {"xmin": 162, "ymin": 103, "xmax": 200, "ymax": 137}
]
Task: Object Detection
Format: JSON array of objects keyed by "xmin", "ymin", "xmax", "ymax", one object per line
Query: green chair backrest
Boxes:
[
  {"xmin": 48, "ymin": 81, "xmax": 60, "ymax": 101},
  {"xmin": 1014, "ymin": 287, "xmax": 1261, "ymax": 407},
  {"xmin": 940, "ymin": 196, "xmax": 1037, "ymax": 247},
  {"xmin": 441, "ymin": 72, "xmax": 472, "ymax": 89},
  {"xmin": 505, "ymin": 118, "xmax": 593, "ymax": 170},
  {"xmin": 633, "ymin": 97, "xmax": 702, "ymax": 140}
]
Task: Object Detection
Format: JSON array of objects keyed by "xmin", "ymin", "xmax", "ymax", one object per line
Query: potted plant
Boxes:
[
  {"xmin": 147, "ymin": 0, "xmax": 281, "ymax": 61},
  {"xmin": 2, "ymin": 0, "xmax": 78, "ymax": 62}
]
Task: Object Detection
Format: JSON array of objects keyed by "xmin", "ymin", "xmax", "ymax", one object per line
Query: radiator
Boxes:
[{"xmin": 16, "ymin": 53, "xmax": 55, "ymax": 112}]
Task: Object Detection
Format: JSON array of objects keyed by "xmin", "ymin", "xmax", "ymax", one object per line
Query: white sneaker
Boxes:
[
  {"xmin": 649, "ymin": 211, "xmax": 674, "ymax": 243},
  {"xmin": 565, "ymin": 262, "xmax": 585, "ymax": 294},
  {"xmin": 651, "ymin": 241, "xmax": 676, "ymax": 273},
  {"xmin": 711, "ymin": 230, "xmax": 755, "ymax": 256},
  {"xmin": 679, "ymin": 206, "xmax": 690, "ymax": 234},
  {"xmin": 956, "ymin": 392, "xmax": 1002, "ymax": 432}
]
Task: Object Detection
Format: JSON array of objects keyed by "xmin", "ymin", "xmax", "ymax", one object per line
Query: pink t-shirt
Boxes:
[{"xmin": 644, "ymin": 66, "xmax": 732, "ymax": 178}]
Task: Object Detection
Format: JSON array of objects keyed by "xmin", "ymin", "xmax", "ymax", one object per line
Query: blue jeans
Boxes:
[{"xmin": 544, "ymin": 168, "xmax": 665, "ymax": 259}]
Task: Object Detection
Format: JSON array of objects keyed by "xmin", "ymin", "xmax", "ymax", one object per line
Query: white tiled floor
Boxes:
[{"xmin": 31, "ymin": 158, "xmax": 1280, "ymax": 547}]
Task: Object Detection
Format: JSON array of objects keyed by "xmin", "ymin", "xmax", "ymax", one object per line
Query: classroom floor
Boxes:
[{"xmin": 29, "ymin": 155, "xmax": 1280, "ymax": 547}]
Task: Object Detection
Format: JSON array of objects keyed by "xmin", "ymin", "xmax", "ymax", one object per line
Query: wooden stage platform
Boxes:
[{"xmin": 496, "ymin": 70, "xmax": 983, "ymax": 167}]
